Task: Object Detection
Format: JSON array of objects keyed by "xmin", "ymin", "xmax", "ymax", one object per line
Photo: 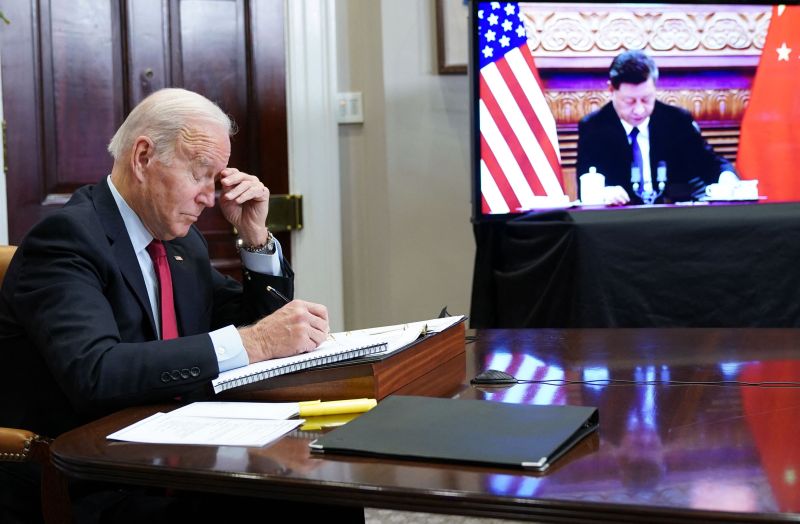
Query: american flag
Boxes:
[{"xmin": 478, "ymin": 2, "xmax": 565, "ymax": 214}]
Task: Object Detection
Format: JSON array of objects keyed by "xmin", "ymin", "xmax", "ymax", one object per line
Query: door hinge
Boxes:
[{"xmin": 267, "ymin": 193, "xmax": 303, "ymax": 232}]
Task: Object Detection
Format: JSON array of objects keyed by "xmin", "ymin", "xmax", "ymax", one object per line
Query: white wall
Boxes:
[{"xmin": 337, "ymin": 0, "xmax": 474, "ymax": 329}]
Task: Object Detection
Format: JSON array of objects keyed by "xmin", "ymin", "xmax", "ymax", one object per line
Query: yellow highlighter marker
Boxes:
[{"xmin": 298, "ymin": 398, "xmax": 377, "ymax": 418}]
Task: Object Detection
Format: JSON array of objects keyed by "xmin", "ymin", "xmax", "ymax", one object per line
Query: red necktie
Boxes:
[{"xmin": 146, "ymin": 240, "xmax": 179, "ymax": 340}]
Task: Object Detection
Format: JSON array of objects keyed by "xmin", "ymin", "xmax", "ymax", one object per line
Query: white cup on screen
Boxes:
[
  {"xmin": 705, "ymin": 183, "xmax": 734, "ymax": 200},
  {"xmin": 733, "ymin": 180, "xmax": 759, "ymax": 200}
]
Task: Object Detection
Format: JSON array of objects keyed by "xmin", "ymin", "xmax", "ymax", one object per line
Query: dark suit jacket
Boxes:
[
  {"xmin": 0, "ymin": 179, "xmax": 293, "ymax": 437},
  {"xmin": 576, "ymin": 101, "xmax": 735, "ymax": 203}
]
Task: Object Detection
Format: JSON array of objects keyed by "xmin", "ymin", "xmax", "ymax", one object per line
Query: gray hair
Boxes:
[{"xmin": 108, "ymin": 88, "xmax": 234, "ymax": 165}]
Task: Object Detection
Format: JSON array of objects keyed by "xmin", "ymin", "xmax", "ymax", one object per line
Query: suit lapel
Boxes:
[
  {"xmin": 92, "ymin": 179, "xmax": 158, "ymax": 338},
  {"xmin": 602, "ymin": 105, "xmax": 632, "ymax": 185},
  {"xmin": 648, "ymin": 102, "xmax": 664, "ymax": 171},
  {"xmin": 614, "ymin": 118, "xmax": 631, "ymax": 183}
]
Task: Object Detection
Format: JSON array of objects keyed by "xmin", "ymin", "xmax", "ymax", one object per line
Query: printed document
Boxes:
[{"xmin": 107, "ymin": 402, "xmax": 302, "ymax": 447}]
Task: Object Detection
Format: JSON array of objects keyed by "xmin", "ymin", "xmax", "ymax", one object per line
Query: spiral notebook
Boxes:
[{"xmin": 212, "ymin": 335, "xmax": 387, "ymax": 394}]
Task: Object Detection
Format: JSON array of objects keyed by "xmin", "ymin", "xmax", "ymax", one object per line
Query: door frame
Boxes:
[{"xmin": 285, "ymin": 0, "xmax": 345, "ymax": 331}]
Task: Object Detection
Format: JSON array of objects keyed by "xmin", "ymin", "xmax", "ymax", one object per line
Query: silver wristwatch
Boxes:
[{"xmin": 236, "ymin": 231, "xmax": 276, "ymax": 255}]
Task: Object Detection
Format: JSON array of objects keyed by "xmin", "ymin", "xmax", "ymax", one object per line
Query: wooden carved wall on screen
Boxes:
[
  {"xmin": 514, "ymin": 2, "xmax": 771, "ymax": 196},
  {"xmin": 520, "ymin": 3, "xmax": 770, "ymax": 62}
]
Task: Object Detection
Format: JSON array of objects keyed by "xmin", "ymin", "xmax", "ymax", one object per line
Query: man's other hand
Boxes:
[
  {"xmin": 603, "ymin": 185, "xmax": 631, "ymax": 206},
  {"xmin": 238, "ymin": 300, "xmax": 330, "ymax": 363},
  {"xmin": 219, "ymin": 168, "xmax": 270, "ymax": 246}
]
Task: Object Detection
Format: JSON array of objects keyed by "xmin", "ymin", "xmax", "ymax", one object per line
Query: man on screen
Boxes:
[{"xmin": 576, "ymin": 50, "xmax": 737, "ymax": 205}]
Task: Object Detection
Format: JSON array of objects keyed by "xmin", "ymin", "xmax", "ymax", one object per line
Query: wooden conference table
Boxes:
[{"xmin": 51, "ymin": 329, "xmax": 800, "ymax": 523}]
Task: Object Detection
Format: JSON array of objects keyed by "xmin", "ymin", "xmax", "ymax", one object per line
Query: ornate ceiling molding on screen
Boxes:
[
  {"xmin": 519, "ymin": 3, "xmax": 772, "ymax": 68},
  {"xmin": 545, "ymin": 89, "xmax": 751, "ymax": 124}
]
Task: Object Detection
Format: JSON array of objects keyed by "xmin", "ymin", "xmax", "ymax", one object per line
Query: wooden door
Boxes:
[{"xmin": 1, "ymin": 0, "xmax": 288, "ymax": 277}]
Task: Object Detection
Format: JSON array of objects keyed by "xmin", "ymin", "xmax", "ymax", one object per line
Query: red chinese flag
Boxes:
[
  {"xmin": 737, "ymin": 6, "xmax": 800, "ymax": 201},
  {"xmin": 740, "ymin": 361, "xmax": 800, "ymax": 511}
]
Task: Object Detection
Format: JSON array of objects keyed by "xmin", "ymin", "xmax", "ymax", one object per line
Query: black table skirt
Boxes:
[{"xmin": 470, "ymin": 202, "xmax": 800, "ymax": 328}]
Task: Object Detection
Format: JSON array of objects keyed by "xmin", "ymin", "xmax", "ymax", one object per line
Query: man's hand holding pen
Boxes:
[{"xmin": 238, "ymin": 293, "xmax": 330, "ymax": 363}]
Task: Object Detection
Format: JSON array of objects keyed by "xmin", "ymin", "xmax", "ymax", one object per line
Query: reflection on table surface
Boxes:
[
  {"xmin": 468, "ymin": 329, "xmax": 800, "ymax": 514},
  {"xmin": 52, "ymin": 328, "xmax": 800, "ymax": 521}
]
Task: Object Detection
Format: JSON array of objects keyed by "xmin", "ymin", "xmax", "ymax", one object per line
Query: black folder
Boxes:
[{"xmin": 309, "ymin": 395, "xmax": 598, "ymax": 471}]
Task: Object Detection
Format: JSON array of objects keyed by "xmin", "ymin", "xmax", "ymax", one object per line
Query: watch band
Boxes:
[{"xmin": 236, "ymin": 231, "xmax": 276, "ymax": 255}]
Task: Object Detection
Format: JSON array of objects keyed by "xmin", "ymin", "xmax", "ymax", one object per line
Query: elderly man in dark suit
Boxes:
[
  {"xmin": 577, "ymin": 50, "xmax": 737, "ymax": 205},
  {"xmin": 0, "ymin": 88, "xmax": 334, "ymax": 523}
]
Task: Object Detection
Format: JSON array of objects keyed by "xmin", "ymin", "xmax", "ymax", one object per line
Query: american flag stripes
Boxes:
[
  {"xmin": 481, "ymin": 352, "xmax": 567, "ymax": 406},
  {"xmin": 477, "ymin": 2, "xmax": 566, "ymax": 214}
]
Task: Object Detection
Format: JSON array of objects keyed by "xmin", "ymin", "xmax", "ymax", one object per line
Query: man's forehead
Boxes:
[
  {"xmin": 178, "ymin": 125, "xmax": 231, "ymax": 163},
  {"xmin": 616, "ymin": 79, "xmax": 656, "ymax": 96}
]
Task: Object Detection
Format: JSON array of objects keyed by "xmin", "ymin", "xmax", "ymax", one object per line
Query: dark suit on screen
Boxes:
[
  {"xmin": 576, "ymin": 101, "xmax": 735, "ymax": 203},
  {"xmin": 0, "ymin": 178, "xmax": 292, "ymax": 438}
]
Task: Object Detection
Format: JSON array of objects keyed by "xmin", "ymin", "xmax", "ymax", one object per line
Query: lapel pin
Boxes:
[{"xmin": 174, "ymin": 256, "xmax": 184, "ymax": 261}]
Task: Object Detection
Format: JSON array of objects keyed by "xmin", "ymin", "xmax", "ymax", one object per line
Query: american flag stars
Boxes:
[{"xmin": 478, "ymin": 1, "xmax": 527, "ymax": 70}]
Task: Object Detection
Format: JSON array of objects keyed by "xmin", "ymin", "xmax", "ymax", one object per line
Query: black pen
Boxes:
[
  {"xmin": 267, "ymin": 285, "xmax": 336, "ymax": 342},
  {"xmin": 266, "ymin": 285, "xmax": 290, "ymax": 304}
]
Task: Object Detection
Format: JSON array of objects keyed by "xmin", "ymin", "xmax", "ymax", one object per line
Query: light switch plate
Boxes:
[{"xmin": 337, "ymin": 92, "xmax": 364, "ymax": 124}]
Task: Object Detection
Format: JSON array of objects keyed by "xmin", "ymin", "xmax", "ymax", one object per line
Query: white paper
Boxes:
[
  {"xmin": 107, "ymin": 411, "xmax": 302, "ymax": 447},
  {"xmin": 334, "ymin": 315, "xmax": 465, "ymax": 357},
  {"xmin": 169, "ymin": 401, "xmax": 299, "ymax": 420}
]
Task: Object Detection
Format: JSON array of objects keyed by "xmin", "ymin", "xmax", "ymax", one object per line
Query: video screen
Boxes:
[{"xmin": 471, "ymin": 2, "xmax": 798, "ymax": 218}]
